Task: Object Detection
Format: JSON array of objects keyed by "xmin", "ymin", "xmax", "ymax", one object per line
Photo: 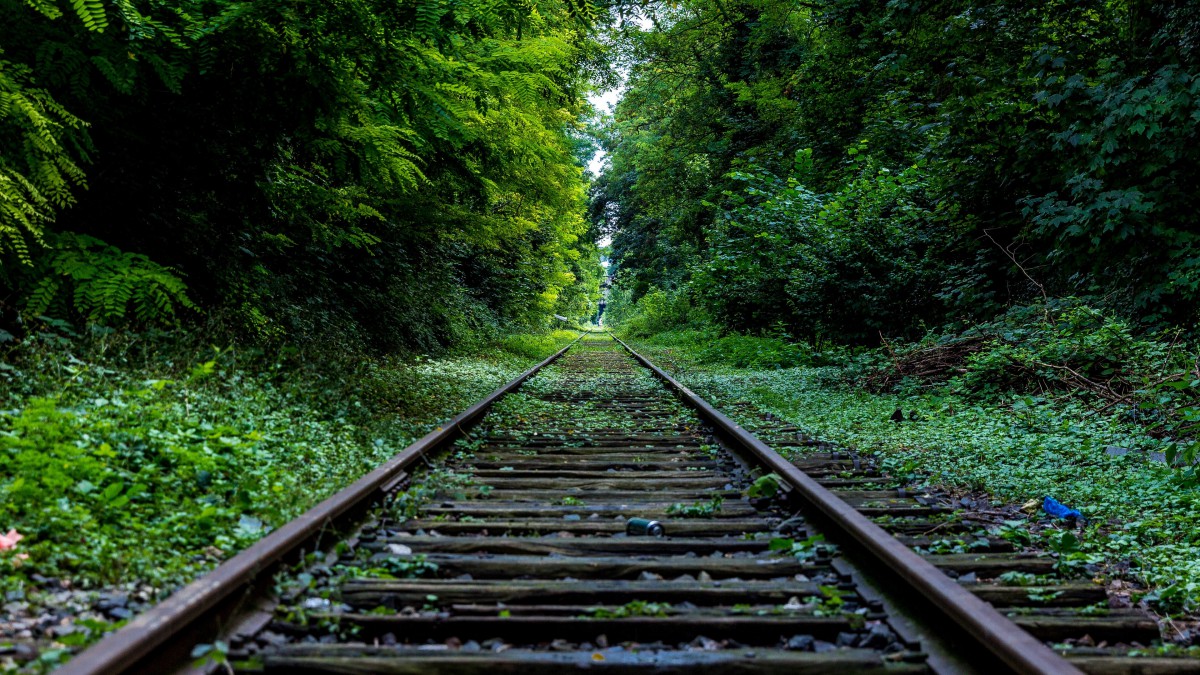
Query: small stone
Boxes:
[
  {"xmin": 1176, "ymin": 631, "xmax": 1199, "ymax": 647},
  {"xmin": 858, "ymin": 624, "xmax": 893, "ymax": 649},
  {"xmin": 835, "ymin": 632, "xmax": 858, "ymax": 647},
  {"xmin": 786, "ymin": 635, "xmax": 814, "ymax": 651},
  {"xmin": 381, "ymin": 633, "xmax": 398, "ymax": 646},
  {"xmin": 258, "ymin": 631, "xmax": 289, "ymax": 647},
  {"xmin": 563, "ymin": 514, "xmax": 581, "ymax": 521},
  {"xmin": 462, "ymin": 640, "xmax": 482, "ymax": 652},
  {"xmin": 813, "ymin": 640, "xmax": 837, "ymax": 653},
  {"xmin": 96, "ymin": 593, "xmax": 129, "ymax": 611},
  {"xmin": 550, "ymin": 639, "xmax": 574, "ymax": 651},
  {"xmin": 13, "ymin": 643, "xmax": 37, "ymax": 663},
  {"xmin": 957, "ymin": 572, "xmax": 977, "ymax": 584},
  {"xmin": 697, "ymin": 571, "xmax": 713, "ymax": 582},
  {"xmin": 595, "ymin": 634, "xmax": 609, "ymax": 648},
  {"xmin": 639, "ymin": 571, "xmax": 663, "ymax": 581},
  {"xmin": 386, "ymin": 544, "xmax": 413, "ymax": 555},
  {"xmin": 303, "ymin": 597, "xmax": 331, "ymax": 611}
]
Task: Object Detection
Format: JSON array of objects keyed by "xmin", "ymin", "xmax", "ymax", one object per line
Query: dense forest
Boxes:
[
  {"xmin": 595, "ymin": 0, "xmax": 1200, "ymax": 342},
  {"xmin": 6, "ymin": 1, "xmax": 1199, "ymax": 348},
  {"xmin": 1, "ymin": 0, "xmax": 605, "ymax": 351}
]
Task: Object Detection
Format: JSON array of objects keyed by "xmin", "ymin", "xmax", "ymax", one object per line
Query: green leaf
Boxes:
[{"xmin": 768, "ymin": 537, "xmax": 794, "ymax": 551}]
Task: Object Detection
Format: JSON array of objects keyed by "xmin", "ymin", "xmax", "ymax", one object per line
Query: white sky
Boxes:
[
  {"xmin": 587, "ymin": 80, "xmax": 622, "ymax": 248},
  {"xmin": 586, "ymin": 88, "xmax": 622, "ymax": 176},
  {"xmin": 585, "ymin": 14, "xmax": 653, "ymax": 249}
]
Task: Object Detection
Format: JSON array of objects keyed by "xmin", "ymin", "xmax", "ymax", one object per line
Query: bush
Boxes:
[
  {"xmin": 693, "ymin": 147, "xmax": 958, "ymax": 343},
  {"xmin": 612, "ymin": 287, "xmax": 697, "ymax": 338},
  {"xmin": 14, "ymin": 233, "xmax": 196, "ymax": 327},
  {"xmin": 498, "ymin": 330, "xmax": 579, "ymax": 361},
  {"xmin": 695, "ymin": 335, "xmax": 810, "ymax": 369},
  {"xmin": 867, "ymin": 300, "xmax": 1187, "ymax": 400}
]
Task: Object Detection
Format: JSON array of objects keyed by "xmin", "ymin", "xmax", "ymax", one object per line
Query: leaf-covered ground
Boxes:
[
  {"xmin": 622, "ymin": 334, "xmax": 1200, "ymax": 616},
  {"xmin": 0, "ymin": 328, "xmax": 577, "ymax": 669}
]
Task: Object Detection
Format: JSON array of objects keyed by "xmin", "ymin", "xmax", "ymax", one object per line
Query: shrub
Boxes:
[
  {"xmin": 14, "ymin": 233, "xmax": 196, "ymax": 327},
  {"xmin": 614, "ymin": 287, "xmax": 696, "ymax": 338}
]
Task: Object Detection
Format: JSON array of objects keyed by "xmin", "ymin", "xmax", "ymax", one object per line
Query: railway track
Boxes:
[{"xmin": 61, "ymin": 333, "xmax": 1195, "ymax": 674}]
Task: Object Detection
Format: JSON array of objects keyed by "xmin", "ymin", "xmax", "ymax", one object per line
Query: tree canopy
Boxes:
[
  {"xmin": 6, "ymin": 0, "xmax": 1200, "ymax": 347},
  {"xmin": 594, "ymin": 0, "xmax": 1200, "ymax": 342},
  {"xmin": 1, "ymin": 0, "xmax": 605, "ymax": 349}
]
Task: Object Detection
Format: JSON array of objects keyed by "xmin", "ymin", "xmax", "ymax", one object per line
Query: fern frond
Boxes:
[
  {"xmin": 25, "ymin": 276, "xmax": 60, "ymax": 316},
  {"xmin": 18, "ymin": 233, "xmax": 196, "ymax": 326},
  {"xmin": 414, "ymin": 0, "xmax": 447, "ymax": 39},
  {"xmin": 70, "ymin": 0, "xmax": 108, "ymax": 32},
  {"xmin": 89, "ymin": 55, "xmax": 135, "ymax": 94},
  {"xmin": 23, "ymin": 0, "xmax": 63, "ymax": 19}
]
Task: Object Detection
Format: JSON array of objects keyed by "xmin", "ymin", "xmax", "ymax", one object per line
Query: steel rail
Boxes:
[
  {"xmin": 610, "ymin": 333, "xmax": 1084, "ymax": 675},
  {"xmin": 60, "ymin": 333, "xmax": 585, "ymax": 675}
]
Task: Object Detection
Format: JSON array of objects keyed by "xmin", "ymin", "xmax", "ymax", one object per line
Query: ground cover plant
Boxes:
[
  {"xmin": 0, "ymin": 323, "xmax": 577, "ymax": 666},
  {"xmin": 617, "ymin": 314, "xmax": 1200, "ymax": 616}
]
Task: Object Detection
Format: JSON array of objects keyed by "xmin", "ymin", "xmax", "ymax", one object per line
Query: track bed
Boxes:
[{"xmin": 61, "ymin": 335, "xmax": 1194, "ymax": 675}]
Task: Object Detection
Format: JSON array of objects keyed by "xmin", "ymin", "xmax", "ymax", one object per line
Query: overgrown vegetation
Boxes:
[
  {"xmin": 1, "ymin": 0, "xmax": 604, "ymax": 348},
  {"xmin": 5, "ymin": 0, "xmax": 1200, "ymax": 663},
  {"xmin": 595, "ymin": 0, "xmax": 1200, "ymax": 338},
  {"xmin": 0, "ymin": 325, "xmax": 577, "ymax": 594},
  {"xmin": 597, "ymin": 1, "xmax": 1200, "ymax": 609},
  {"xmin": 619, "ymin": 323, "xmax": 1200, "ymax": 612}
]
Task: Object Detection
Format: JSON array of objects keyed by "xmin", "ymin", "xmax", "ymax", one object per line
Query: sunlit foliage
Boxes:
[{"xmin": 1, "ymin": 0, "xmax": 603, "ymax": 344}]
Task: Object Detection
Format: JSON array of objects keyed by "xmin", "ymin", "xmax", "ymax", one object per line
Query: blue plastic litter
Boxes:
[{"xmin": 1042, "ymin": 496, "xmax": 1084, "ymax": 522}]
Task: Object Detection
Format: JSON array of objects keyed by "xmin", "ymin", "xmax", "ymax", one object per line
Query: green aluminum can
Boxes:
[{"xmin": 626, "ymin": 517, "xmax": 665, "ymax": 536}]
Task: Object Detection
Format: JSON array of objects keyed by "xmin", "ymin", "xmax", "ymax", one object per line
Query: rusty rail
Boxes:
[
  {"xmin": 58, "ymin": 334, "xmax": 585, "ymax": 675},
  {"xmin": 610, "ymin": 333, "xmax": 1083, "ymax": 675}
]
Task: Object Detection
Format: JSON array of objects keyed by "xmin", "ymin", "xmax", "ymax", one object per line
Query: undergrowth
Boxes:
[
  {"xmin": 618, "ymin": 302, "xmax": 1200, "ymax": 612},
  {"xmin": 0, "ymin": 323, "xmax": 577, "ymax": 595}
]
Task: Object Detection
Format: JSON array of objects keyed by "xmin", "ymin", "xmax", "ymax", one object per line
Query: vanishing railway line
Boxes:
[{"xmin": 62, "ymin": 334, "xmax": 1192, "ymax": 674}]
